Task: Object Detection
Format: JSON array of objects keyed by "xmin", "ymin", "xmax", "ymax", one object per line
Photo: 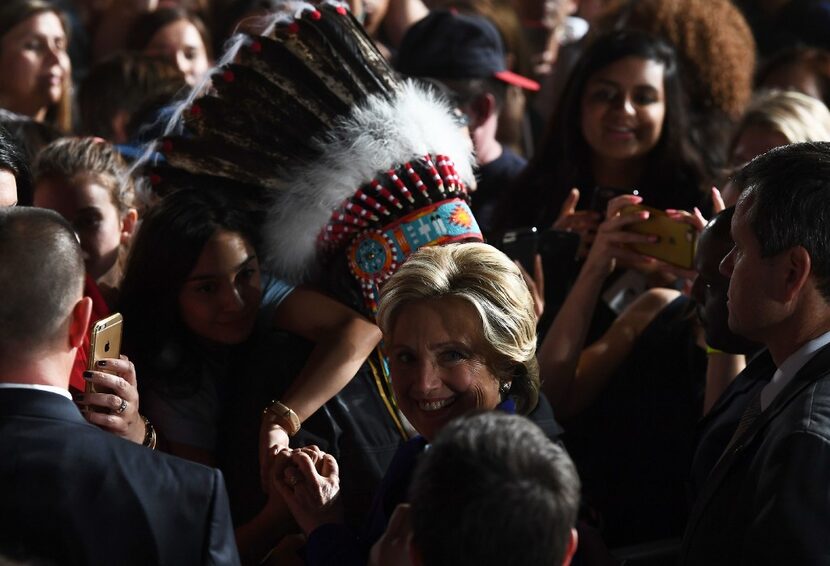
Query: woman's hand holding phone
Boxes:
[
  {"xmin": 76, "ymin": 356, "xmax": 144, "ymax": 444},
  {"xmin": 583, "ymin": 194, "xmax": 658, "ymax": 277}
]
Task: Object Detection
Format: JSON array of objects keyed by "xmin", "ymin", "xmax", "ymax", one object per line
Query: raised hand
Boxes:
[{"xmin": 76, "ymin": 355, "xmax": 145, "ymax": 444}]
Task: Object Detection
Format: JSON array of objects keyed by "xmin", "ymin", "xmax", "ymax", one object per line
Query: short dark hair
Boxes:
[
  {"xmin": 733, "ymin": 141, "xmax": 830, "ymax": 301},
  {"xmin": 79, "ymin": 52, "xmax": 186, "ymax": 141},
  {"xmin": 438, "ymin": 77, "xmax": 508, "ymax": 112},
  {"xmin": 0, "ymin": 123, "xmax": 31, "ymax": 204},
  {"xmin": 0, "ymin": 207, "xmax": 84, "ymax": 357},
  {"xmin": 409, "ymin": 412, "xmax": 580, "ymax": 566}
]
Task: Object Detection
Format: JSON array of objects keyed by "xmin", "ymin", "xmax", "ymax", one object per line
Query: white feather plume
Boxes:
[{"xmin": 262, "ymin": 79, "xmax": 476, "ymax": 283}]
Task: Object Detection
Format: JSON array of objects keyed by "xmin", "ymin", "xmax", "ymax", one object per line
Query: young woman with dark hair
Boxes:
[
  {"xmin": 118, "ymin": 187, "xmax": 381, "ymax": 561},
  {"xmin": 500, "ymin": 29, "xmax": 708, "ymax": 235}
]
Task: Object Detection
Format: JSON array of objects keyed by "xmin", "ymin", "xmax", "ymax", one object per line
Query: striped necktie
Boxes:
[{"xmin": 720, "ymin": 388, "xmax": 763, "ymax": 461}]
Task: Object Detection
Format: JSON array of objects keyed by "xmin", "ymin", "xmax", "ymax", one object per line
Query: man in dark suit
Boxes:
[
  {"xmin": 680, "ymin": 142, "xmax": 830, "ymax": 564},
  {"xmin": 0, "ymin": 207, "xmax": 240, "ymax": 565}
]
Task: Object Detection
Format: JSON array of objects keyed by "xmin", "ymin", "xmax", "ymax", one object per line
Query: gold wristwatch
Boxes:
[{"xmin": 264, "ymin": 400, "xmax": 301, "ymax": 436}]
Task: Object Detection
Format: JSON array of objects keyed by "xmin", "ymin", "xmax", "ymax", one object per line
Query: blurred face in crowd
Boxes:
[
  {"xmin": 730, "ymin": 123, "xmax": 789, "ymax": 169},
  {"xmin": 387, "ymin": 296, "xmax": 502, "ymax": 441},
  {"xmin": 691, "ymin": 219, "xmax": 759, "ymax": 354},
  {"xmin": 0, "ymin": 11, "xmax": 70, "ymax": 121},
  {"xmin": 0, "ymin": 169, "xmax": 17, "ymax": 207},
  {"xmin": 580, "ymin": 56, "xmax": 666, "ymax": 165},
  {"xmin": 348, "ymin": 0, "xmax": 389, "ymax": 36},
  {"xmin": 34, "ymin": 174, "xmax": 137, "ymax": 281},
  {"xmin": 761, "ymin": 61, "xmax": 825, "ymax": 103},
  {"xmin": 143, "ymin": 18, "xmax": 209, "ymax": 86},
  {"xmin": 178, "ymin": 229, "xmax": 262, "ymax": 345}
]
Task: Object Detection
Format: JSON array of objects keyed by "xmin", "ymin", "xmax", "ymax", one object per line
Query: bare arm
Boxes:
[
  {"xmin": 702, "ymin": 352, "xmax": 746, "ymax": 415},
  {"xmin": 381, "ymin": 0, "xmax": 429, "ymax": 48},
  {"xmin": 555, "ymin": 287, "xmax": 680, "ymax": 420},
  {"xmin": 259, "ymin": 287, "xmax": 381, "ymax": 491},
  {"xmin": 539, "ymin": 195, "xmax": 665, "ymax": 420},
  {"xmin": 270, "ymin": 287, "xmax": 382, "ymax": 423}
]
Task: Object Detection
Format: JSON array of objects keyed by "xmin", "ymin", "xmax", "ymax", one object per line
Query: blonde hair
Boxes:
[
  {"xmin": 731, "ymin": 90, "xmax": 830, "ymax": 153},
  {"xmin": 32, "ymin": 137, "xmax": 135, "ymax": 213},
  {"xmin": 377, "ymin": 242, "xmax": 539, "ymax": 414}
]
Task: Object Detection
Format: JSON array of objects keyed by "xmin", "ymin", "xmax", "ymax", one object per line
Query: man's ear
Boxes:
[
  {"xmin": 561, "ymin": 527, "xmax": 578, "ymax": 566},
  {"xmin": 781, "ymin": 246, "xmax": 812, "ymax": 303},
  {"xmin": 68, "ymin": 296, "xmax": 93, "ymax": 350},
  {"xmin": 466, "ymin": 93, "xmax": 496, "ymax": 129}
]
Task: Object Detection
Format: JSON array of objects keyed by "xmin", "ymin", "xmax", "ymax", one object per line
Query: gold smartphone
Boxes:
[
  {"xmin": 86, "ymin": 313, "xmax": 123, "ymax": 396},
  {"xmin": 621, "ymin": 205, "xmax": 697, "ymax": 269}
]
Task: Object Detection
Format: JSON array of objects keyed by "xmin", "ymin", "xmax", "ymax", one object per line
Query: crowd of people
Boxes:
[{"xmin": 1, "ymin": 0, "xmax": 830, "ymax": 564}]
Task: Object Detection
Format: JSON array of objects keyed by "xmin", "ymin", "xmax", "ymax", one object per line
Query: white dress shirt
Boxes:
[{"xmin": 761, "ymin": 330, "xmax": 830, "ymax": 411}]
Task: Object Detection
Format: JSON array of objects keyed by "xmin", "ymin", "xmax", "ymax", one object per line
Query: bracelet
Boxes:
[
  {"xmin": 141, "ymin": 414, "xmax": 157, "ymax": 450},
  {"xmin": 263, "ymin": 400, "xmax": 301, "ymax": 436},
  {"xmin": 705, "ymin": 344, "xmax": 725, "ymax": 356}
]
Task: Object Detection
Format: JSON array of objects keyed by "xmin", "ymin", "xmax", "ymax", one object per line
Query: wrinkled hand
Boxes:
[
  {"xmin": 516, "ymin": 254, "xmax": 545, "ymax": 322},
  {"xmin": 583, "ymin": 194, "xmax": 659, "ymax": 276},
  {"xmin": 76, "ymin": 355, "xmax": 145, "ymax": 444},
  {"xmin": 370, "ymin": 504, "xmax": 415, "ymax": 566},
  {"xmin": 271, "ymin": 446, "xmax": 343, "ymax": 536},
  {"xmin": 552, "ymin": 188, "xmax": 601, "ymax": 258}
]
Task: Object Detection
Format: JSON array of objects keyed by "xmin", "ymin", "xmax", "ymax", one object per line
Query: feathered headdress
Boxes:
[{"xmin": 149, "ymin": 0, "xmax": 482, "ymax": 314}]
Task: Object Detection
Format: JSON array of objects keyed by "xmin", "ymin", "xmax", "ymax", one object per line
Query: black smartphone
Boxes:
[
  {"xmin": 589, "ymin": 186, "xmax": 638, "ymax": 215},
  {"xmin": 538, "ymin": 229, "xmax": 580, "ymax": 263},
  {"xmin": 498, "ymin": 226, "xmax": 539, "ymax": 272}
]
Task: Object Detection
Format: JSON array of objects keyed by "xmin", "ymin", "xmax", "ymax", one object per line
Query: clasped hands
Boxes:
[{"xmin": 263, "ymin": 442, "xmax": 343, "ymax": 536}]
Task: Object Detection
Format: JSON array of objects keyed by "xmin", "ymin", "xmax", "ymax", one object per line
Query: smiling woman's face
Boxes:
[
  {"xmin": 580, "ymin": 56, "xmax": 666, "ymax": 163},
  {"xmin": 386, "ymin": 296, "xmax": 501, "ymax": 441},
  {"xmin": 178, "ymin": 229, "xmax": 263, "ymax": 345}
]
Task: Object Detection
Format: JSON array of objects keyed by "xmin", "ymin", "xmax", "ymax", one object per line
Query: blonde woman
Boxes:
[
  {"xmin": 725, "ymin": 89, "xmax": 830, "ymax": 204},
  {"xmin": 270, "ymin": 242, "xmax": 562, "ymax": 563}
]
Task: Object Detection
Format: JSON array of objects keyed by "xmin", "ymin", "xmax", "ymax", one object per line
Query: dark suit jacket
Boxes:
[
  {"xmin": 0, "ymin": 388, "xmax": 240, "ymax": 565},
  {"xmin": 680, "ymin": 343, "xmax": 830, "ymax": 565},
  {"xmin": 687, "ymin": 350, "xmax": 773, "ymax": 502}
]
